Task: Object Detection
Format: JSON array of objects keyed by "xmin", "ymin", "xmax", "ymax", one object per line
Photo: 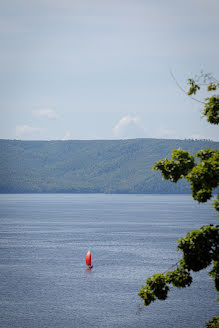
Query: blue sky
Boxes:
[{"xmin": 1, "ymin": 0, "xmax": 219, "ymax": 141}]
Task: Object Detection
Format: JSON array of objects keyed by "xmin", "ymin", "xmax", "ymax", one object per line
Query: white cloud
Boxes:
[
  {"xmin": 113, "ymin": 115, "xmax": 147, "ymax": 139},
  {"xmin": 34, "ymin": 108, "xmax": 59, "ymax": 119},
  {"xmin": 62, "ymin": 130, "xmax": 71, "ymax": 140},
  {"xmin": 15, "ymin": 125, "xmax": 43, "ymax": 138}
]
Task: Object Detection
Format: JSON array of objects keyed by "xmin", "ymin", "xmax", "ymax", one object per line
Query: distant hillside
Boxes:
[{"xmin": 0, "ymin": 138, "xmax": 218, "ymax": 194}]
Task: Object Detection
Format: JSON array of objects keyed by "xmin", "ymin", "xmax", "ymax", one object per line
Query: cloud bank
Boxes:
[
  {"xmin": 15, "ymin": 125, "xmax": 43, "ymax": 138},
  {"xmin": 113, "ymin": 115, "xmax": 147, "ymax": 139}
]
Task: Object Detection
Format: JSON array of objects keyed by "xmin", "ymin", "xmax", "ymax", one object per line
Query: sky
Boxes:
[{"xmin": 1, "ymin": 0, "xmax": 219, "ymax": 141}]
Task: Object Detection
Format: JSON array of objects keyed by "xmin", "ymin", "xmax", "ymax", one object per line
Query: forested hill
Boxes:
[{"xmin": 0, "ymin": 138, "xmax": 218, "ymax": 194}]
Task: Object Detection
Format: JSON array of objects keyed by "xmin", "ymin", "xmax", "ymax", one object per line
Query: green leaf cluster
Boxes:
[
  {"xmin": 138, "ymin": 267, "xmax": 192, "ymax": 305},
  {"xmin": 203, "ymin": 96, "xmax": 219, "ymax": 125},
  {"xmin": 138, "ymin": 273, "xmax": 169, "ymax": 306},
  {"xmin": 166, "ymin": 267, "xmax": 192, "ymax": 288},
  {"xmin": 187, "ymin": 78, "xmax": 200, "ymax": 95},
  {"xmin": 187, "ymin": 149, "xmax": 219, "ymax": 202},
  {"xmin": 178, "ymin": 225, "xmax": 219, "ymax": 272},
  {"xmin": 208, "ymin": 84, "xmax": 218, "ymax": 91},
  {"xmin": 206, "ymin": 316, "xmax": 219, "ymax": 328},
  {"xmin": 153, "ymin": 148, "xmax": 219, "ymax": 204},
  {"xmin": 209, "ymin": 261, "xmax": 219, "ymax": 292},
  {"xmin": 153, "ymin": 149, "xmax": 195, "ymax": 182},
  {"xmin": 187, "ymin": 75, "xmax": 219, "ymax": 125},
  {"xmin": 138, "ymin": 225, "xmax": 218, "ymax": 306}
]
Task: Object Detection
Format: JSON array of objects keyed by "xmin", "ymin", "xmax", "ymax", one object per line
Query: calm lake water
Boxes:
[{"xmin": 0, "ymin": 194, "xmax": 218, "ymax": 328}]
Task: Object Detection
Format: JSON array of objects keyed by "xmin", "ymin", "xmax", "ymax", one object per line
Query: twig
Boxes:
[
  {"xmin": 162, "ymin": 260, "xmax": 181, "ymax": 274},
  {"xmin": 169, "ymin": 69, "xmax": 205, "ymax": 104}
]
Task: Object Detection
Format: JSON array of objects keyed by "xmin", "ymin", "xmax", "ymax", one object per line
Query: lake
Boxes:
[{"xmin": 0, "ymin": 194, "xmax": 218, "ymax": 328}]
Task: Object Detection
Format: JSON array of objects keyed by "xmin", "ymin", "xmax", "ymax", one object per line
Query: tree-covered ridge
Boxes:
[{"xmin": 0, "ymin": 138, "xmax": 218, "ymax": 194}]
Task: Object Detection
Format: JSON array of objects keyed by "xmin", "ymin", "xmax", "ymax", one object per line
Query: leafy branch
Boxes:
[
  {"xmin": 139, "ymin": 74, "xmax": 219, "ymax": 327},
  {"xmin": 170, "ymin": 70, "xmax": 219, "ymax": 125},
  {"xmin": 153, "ymin": 148, "xmax": 219, "ymax": 204},
  {"xmin": 138, "ymin": 225, "xmax": 219, "ymax": 306}
]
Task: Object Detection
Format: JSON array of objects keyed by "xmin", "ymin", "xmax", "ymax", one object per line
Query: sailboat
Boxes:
[{"xmin": 85, "ymin": 249, "xmax": 93, "ymax": 269}]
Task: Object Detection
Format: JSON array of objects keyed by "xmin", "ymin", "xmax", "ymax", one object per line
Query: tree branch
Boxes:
[{"xmin": 169, "ymin": 69, "xmax": 205, "ymax": 104}]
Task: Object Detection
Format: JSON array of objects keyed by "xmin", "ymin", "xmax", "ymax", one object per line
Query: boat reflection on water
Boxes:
[{"xmin": 86, "ymin": 267, "xmax": 92, "ymax": 272}]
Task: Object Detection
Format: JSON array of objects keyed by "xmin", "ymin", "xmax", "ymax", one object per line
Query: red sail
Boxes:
[{"xmin": 85, "ymin": 250, "xmax": 91, "ymax": 266}]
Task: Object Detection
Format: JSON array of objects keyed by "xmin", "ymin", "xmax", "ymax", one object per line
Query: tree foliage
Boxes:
[
  {"xmin": 187, "ymin": 72, "xmax": 219, "ymax": 125},
  {"xmin": 206, "ymin": 316, "xmax": 219, "ymax": 328},
  {"xmin": 138, "ymin": 225, "xmax": 219, "ymax": 306},
  {"xmin": 138, "ymin": 74, "xmax": 219, "ymax": 327},
  {"xmin": 153, "ymin": 148, "xmax": 219, "ymax": 203}
]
